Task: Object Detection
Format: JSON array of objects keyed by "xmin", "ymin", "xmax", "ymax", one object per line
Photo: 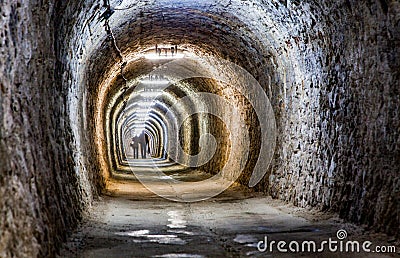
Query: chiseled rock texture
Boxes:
[
  {"xmin": 0, "ymin": 0, "xmax": 399, "ymax": 257},
  {"xmin": 265, "ymin": 0, "xmax": 400, "ymax": 238},
  {"xmin": 0, "ymin": 1, "xmax": 94, "ymax": 257}
]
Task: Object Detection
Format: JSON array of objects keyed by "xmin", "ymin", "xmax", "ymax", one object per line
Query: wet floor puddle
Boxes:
[
  {"xmin": 115, "ymin": 229, "xmax": 186, "ymax": 245},
  {"xmin": 115, "ymin": 210, "xmax": 190, "ymax": 245}
]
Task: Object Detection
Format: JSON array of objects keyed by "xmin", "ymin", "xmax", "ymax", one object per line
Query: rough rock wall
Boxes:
[
  {"xmin": 0, "ymin": 1, "xmax": 92, "ymax": 257},
  {"xmin": 323, "ymin": 0, "xmax": 400, "ymax": 236},
  {"xmin": 54, "ymin": 0, "xmax": 103, "ymax": 194},
  {"xmin": 267, "ymin": 0, "xmax": 400, "ymax": 237}
]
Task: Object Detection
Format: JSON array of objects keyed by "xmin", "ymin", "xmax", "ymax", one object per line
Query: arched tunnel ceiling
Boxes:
[
  {"xmin": 81, "ymin": 0, "xmax": 300, "ymax": 91},
  {"xmin": 106, "ymin": 53, "xmax": 257, "ymax": 175},
  {"xmin": 56, "ymin": 0, "xmax": 321, "ymax": 192}
]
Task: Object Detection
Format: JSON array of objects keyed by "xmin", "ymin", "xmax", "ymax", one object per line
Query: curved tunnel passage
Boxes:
[
  {"xmin": 102, "ymin": 49, "xmax": 267, "ymax": 202},
  {"xmin": 0, "ymin": 0, "xmax": 399, "ymax": 256}
]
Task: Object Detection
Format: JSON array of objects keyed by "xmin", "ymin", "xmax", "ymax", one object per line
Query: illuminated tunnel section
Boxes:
[
  {"xmin": 109, "ymin": 72, "xmax": 204, "ymax": 171},
  {"xmin": 104, "ymin": 50, "xmax": 244, "ymax": 179},
  {"xmin": 89, "ymin": 4, "xmax": 279, "ymax": 188}
]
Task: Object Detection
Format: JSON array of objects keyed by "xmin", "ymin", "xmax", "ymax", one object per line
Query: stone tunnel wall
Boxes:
[
  {"xmin": 0, "ymin": 1, "xmax": 94, "ymax": 257},
  {"xmin": 322, "ymin": 0, "xmax": 399, "ymax": 236},
  {"xmin": 263, "ymin": 0, "xmax": 400, "ymax": 237}
]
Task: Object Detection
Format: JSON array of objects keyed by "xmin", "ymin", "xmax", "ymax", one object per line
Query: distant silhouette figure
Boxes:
[
  {"xmin": 145, "ymin": 133, "xmax": 150, "ymax": 154},
  {"xmin": 130, "ymin": 137, "xmax": 139, "ymax": 159},
  {"xmin": 139, "ymin": 132, "xmax": 147, "ymax": 159}
]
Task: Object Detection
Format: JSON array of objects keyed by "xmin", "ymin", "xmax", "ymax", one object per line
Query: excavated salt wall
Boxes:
[{"xmin": 0, "ymin": 1, "xmax": 94, "ymax": 257}]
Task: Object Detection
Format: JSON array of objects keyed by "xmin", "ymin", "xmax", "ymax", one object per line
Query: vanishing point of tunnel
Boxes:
[{"xmin": 0, "ymin": 0, "xmax": 399, "ymax": 257}]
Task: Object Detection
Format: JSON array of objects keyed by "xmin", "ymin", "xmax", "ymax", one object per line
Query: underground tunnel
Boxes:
[{"xmin": 0, "ymin": 0, "xmax": 399, "ymax": 257}]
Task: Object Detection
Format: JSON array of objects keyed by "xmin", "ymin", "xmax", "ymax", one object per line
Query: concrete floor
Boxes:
[{"xmin": 58, "ymin": 166, "xmax": 399, "ymax": 258}]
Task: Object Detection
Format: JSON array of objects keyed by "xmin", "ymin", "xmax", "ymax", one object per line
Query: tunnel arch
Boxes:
[
  {"xmin": 58, "ymin": 0, "xmax": 391, "ymax": 201},
  {"xmin": 0, "ymin": 0, "xmax": 399, "ymax": 256}
]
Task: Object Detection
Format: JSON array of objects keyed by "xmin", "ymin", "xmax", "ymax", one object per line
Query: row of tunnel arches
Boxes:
[{"xmin": 101, "ymin": 45, "xmax": 273, "ymax": 191}]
